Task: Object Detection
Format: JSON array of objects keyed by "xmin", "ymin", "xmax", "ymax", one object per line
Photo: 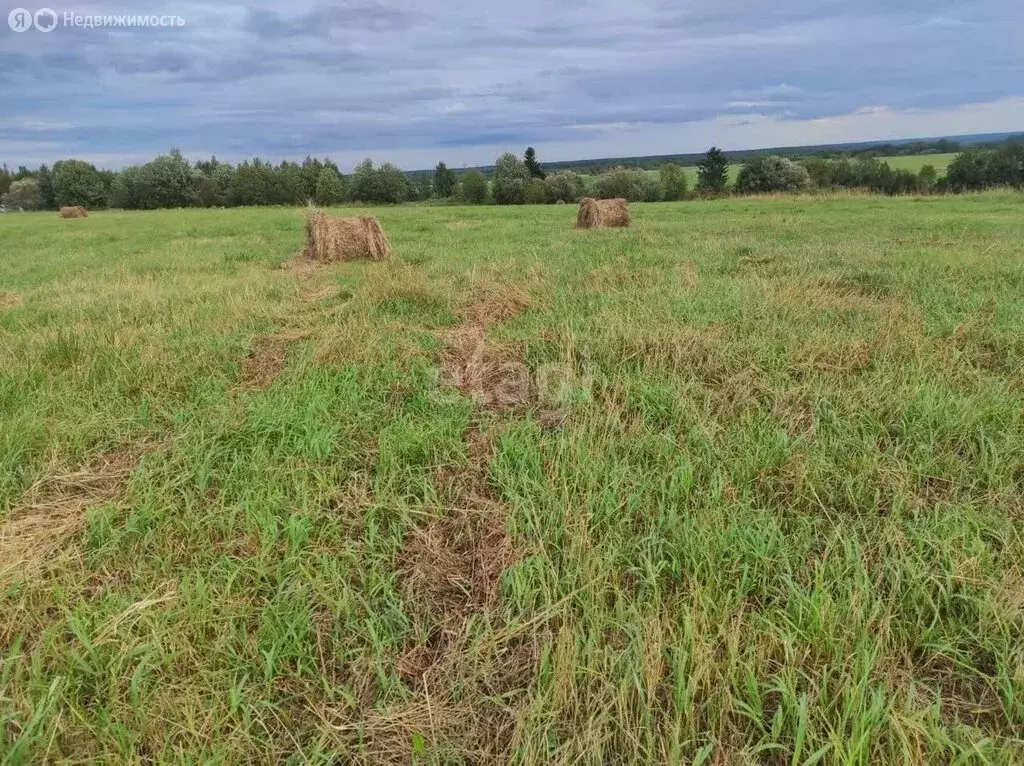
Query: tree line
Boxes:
[{"xmin": 2, "ymin": 141, "xmax": 1023, "ymax": 212}]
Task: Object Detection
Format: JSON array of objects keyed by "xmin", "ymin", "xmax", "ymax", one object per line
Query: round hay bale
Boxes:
[
  {"xmin": 305, "ymin": 208, "xmax": 392, "ymax": 262},
  {"xmin": 575, "ymin": 198, "xmax": 630, "ymax": 229},
  {"xmin": 58, "ymin": 206, "xmax": 88, "ymax": 219}
]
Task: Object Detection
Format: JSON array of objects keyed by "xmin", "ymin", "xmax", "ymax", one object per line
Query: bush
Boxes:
[
  {"xmin": 544, "ymin": 171, "xmax": 584, "ymax": 203},
  {"xmin": 592, "ymin": 166, "xmax": 662, "ymax": 202},
  {"xmin": 492, "ymin": 152, "xmax": 530, "ymax": 204},
  {"xmin": 946, "ymin": 145, "xmax": 1024, "ymax": 191},
  {"xmin": 523, "ymin": 178, "xmax": 549, "ymax": 204},
  {"xmin": 659, "ymin": 163, "xmax": 687, "ymax": 201},
  {"xmin": 1, "ymin": 178, "xmax": 41, "ymax": 210},
  {"xmin": 459, "ymin": 170, "xmax": 488, "ymax": 204},
  {"xmin": 735, "ymin": 155, "xmax": 811, "ymax": 194}
]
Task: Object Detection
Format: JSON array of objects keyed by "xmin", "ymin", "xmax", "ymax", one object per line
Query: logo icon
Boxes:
[
  {"xmin": 8, "ymin": 7, "xmax": 32, "ymax": 31},
  {"xmin": 34, "ymin": 7, "xmax": 57, "ymax": 31}
]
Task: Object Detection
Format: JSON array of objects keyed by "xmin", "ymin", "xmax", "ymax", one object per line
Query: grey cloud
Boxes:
[{"xmin": 0, "ymin": 0, "xmax": 1021, "ymax": 169}]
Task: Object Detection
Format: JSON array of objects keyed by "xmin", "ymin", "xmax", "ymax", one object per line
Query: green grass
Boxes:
[
  {"xmin": 880, "ymin": 153, "xmax": 960, "ymax": 174},
  {"xmin": 2, "ymin": 194, "xmax": 1023, "ymax": 763}
]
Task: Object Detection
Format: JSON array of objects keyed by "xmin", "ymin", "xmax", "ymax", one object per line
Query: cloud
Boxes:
[{"xmin": 0, "ymin": 0, "xmax": 1021, "ymax": 170}]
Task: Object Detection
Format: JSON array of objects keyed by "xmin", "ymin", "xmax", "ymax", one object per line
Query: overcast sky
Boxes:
[{"xmin": 2, "ymin": 0, "xmax": 1022, "ymax": 171}]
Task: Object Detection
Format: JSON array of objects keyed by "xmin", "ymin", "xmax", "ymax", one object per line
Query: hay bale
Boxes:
[
  {"xmin": 58, "ymin": 206, "xmax": 88, "ymax": 219},
  {"xmin": 304, "ymin": 208, "xmax": 392, "ymax": 262},
  {"xmin": 575, "ymin": 197, "xmax": 630, "ymax": 229}
]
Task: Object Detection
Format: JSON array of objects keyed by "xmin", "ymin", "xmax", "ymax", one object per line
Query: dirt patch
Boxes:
[
  {"xmin": 241, "ymin": 330, "xmax": 312, "ymax": 389},
  {"xmin": 0, "ymin": 449, "xmax": 140, "ymax": 587},
  {"xmin": 400, "ymin": 503, "xmax": 510, "ymax": 624},
  {"xmin": 440, "ymin": 325, "xmax": 533, "ymax": 411}
]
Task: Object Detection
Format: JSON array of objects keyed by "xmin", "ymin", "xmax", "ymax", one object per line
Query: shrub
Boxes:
[
  {"xmin": 917, "ymin": 164, "xmax": 938, "ymax": 191},
  {"xmin": 544, "ymin": 170, "xmax": 584, "ymax": 203},
  {"xmin": 492, "ymin": 152, "xmax": 530, "ymax": 204},
  {"xmin": 523, "ymin": 178, "xmax": 549, "ymax": 204},
  {"xmin": 659, "ymin": 163, "xmax": 687, "ymax": 201},
  {"xmin": 735, "ymin": 155, "xmax": 811, "ymax": 194},
  {"xmin": 1, "ymin": 178, "xmax": 41, "ymax": 210},
  {"xmin": 459, "ymin": 170, "xmax": 488, "ymax": 204},
  {"xmin": 592, "ymin": 166, "xmax": 661, "ymax": 202},
  {"xmin": 947, "ymin": 145, "xmax": 1024, "ymax": 191}
]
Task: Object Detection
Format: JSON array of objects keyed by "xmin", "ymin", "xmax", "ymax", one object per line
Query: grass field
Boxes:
[
  {"xmin": 878, "ymin": 153, "xmax": 960, "ymax": 175},
  {"xmin": 2, "ymin": 193, "xmax": 1023, "ymax": 763}
]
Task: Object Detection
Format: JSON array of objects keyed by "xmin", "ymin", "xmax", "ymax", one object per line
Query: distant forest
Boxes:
[
  {"xmin": 407, "ymin": 133, "xmax": 1023, "ymax": 178},
  {"xmin": 2, "ymin": 133, "xmax": 1023, "ymax": 211}
]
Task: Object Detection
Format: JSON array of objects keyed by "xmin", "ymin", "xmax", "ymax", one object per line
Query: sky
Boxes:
[{"xmin": 1, "ymin": 0, "xmax": 1023, "ymax": 171}]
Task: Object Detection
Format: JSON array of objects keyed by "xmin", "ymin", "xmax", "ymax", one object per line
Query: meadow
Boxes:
[{"xmin": 1, "ymin": 193, "xmax": 1023, "ymax": 763}]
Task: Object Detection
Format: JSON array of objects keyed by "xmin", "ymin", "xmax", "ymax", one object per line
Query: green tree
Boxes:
[
  {"xmin": 413, "ymin": 175, "xmax": 433, "ymax": 201},
  {"xmin": 314, "ymin": 166, "xmax": 345, "ymax": 205},
  {"xmin": 134, "ymin": 150, "xmax": 200, "ymax": 208},
  {"xmin": 1, "ymin": 178, "xmax": 41, "ymax": 210},
  {"xmin": 273, "ymin": 161, "xmax": 306, "ymax": 205},
  {"xmin": 659, "ymin": 163, "xmax": 687, "ymax": 201},
  {"xmin": 918, "ymin": 164, "xmax": 938, "ymax": 191},
  {"xmin": 377, "ymin": 163, "xmax": 407, "ymax": 203},
  {"xmin": 492, "ymin": 152, "xmax": 530, "ymax": 204},
  {"xmin": 230, "ymin": 159, "xmax": 276, "ymax": 206},
  {"xmin": 433, "ymin": 162, "xmax": 456, "ymax": 198},
  {"xmin": 459, "ymin": 169, "xmax": 488, "ymax": 204},
  {"xmin": 524, "ymin": 147, "xmax": 545, "ymax": 179},
  {"xmin": 0, "ymin": 165, "xmax": 11, "ymax": 196},
  {"xmin": 52, "ymin": 159, "xmax": 107, "ymax": 208},
  {"xmin": 110, "ymin": 166, "xmax": 139, "ymax": 209},
  {"xmin": 36, "ymin": 164, "xmax": 56, "ymax": 209},
  {"xmin": 349, "ymin": 159, "xmax": 379, "ymax": 203},
  {"xmin": 696, "ymin": 147, "xmax": 729, "ymax": 194}
]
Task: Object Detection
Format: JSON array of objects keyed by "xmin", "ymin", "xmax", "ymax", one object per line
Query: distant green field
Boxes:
[{"xmin": 880, "ymin": 152, "xmax": 959, "ymax": 174}]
